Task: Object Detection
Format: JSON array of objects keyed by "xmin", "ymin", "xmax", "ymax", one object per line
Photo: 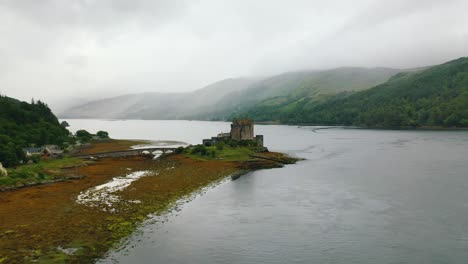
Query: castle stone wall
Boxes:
[{"xmin": 230, "ymin": 119, "xmax": 254, "ymax": 141}]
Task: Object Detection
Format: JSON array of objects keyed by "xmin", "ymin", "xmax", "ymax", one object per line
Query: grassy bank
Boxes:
[
  {"xmin": 0, "ymin": 157, "xmax": 89, "ymax": 190},
  {"xmin": 0, "ymin": 139, "xmax": 147, "ymax": 191},
  {"xmin": 0, "ymin": 140, "xmax": 298, "ymax": 263},
  {"xmin": 186, "ymin": 145, "xmax": 258, "ymax": 161}
]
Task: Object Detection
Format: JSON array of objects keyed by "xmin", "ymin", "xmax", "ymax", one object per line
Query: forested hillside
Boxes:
[
  {"xmin": 0, "ymin": 96, "xmax": 69, "ymax": 167},
  {"xmin": 200, "ymin": 67, "xmax": 400, "ymax": 120},
  {"xmin": 239, "ymin": 57, "xmax": 468, "ymax": 128},
  {"xmin": 60, "ymin": 68, "xmax": 400, "ymax": 120}
]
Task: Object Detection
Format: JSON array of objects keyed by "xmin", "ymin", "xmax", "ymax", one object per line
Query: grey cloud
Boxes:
[
  {"xmin": 0, "ymin": 0, "xmax": 467, "ymax": 111},
  {"xmin": 338, "ymin": 0, "xmax": 444, "ymax": 33},
  {"xmin": 1, "ymin": 0, "xmax": 189, "ymax": 28}
]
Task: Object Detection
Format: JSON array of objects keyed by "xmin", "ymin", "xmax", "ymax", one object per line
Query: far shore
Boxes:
[
  {"xmin": 60, "ymin": 117, "xmax": 468, "ymax": 130},
  {"xmin": 0, "ymin": 139, "xmax": 298, "ymax": 263}
]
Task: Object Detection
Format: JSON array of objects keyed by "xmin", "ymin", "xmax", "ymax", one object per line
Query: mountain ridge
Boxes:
[
  {"xmin": 60, "ymin": 67, "xmax": 402, "ymax": 120},
  {"xmin": 238, "ymin": 57, "xmax": 468, "ymax": 128}
]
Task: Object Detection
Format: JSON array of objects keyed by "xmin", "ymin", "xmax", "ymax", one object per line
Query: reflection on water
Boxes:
[{"xmin": 65, "ymin": 120, "xmax": 468, "ymax": 264}]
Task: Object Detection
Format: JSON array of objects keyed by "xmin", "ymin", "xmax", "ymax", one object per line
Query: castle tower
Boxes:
[{"xmin": 230, "ymin": 118, "xmax": 254, "ymax": 141}]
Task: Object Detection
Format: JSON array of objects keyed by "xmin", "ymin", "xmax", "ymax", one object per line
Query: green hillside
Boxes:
[
  {"xmin": 197, "ymin": 67, "xmax": 400, "ymax": 120},
  {"xmin": 61, "ymin": 68, "xmax": 399, "ymax": 120},
  {"xmin": 0, "ymin": 95, "xmax": 70, "ymax": 167},
  {"xmin": 238, "ymin": 57, "xmax": 468, "ymax": 128}
]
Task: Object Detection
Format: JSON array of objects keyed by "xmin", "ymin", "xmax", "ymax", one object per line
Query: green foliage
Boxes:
[
  {"xmin": 238, "ymin": 140, "xmax": 259, "ymax": 147},
  {"xmin": 60, "ymin": 121, "xmax": 70, "ymax": 128},
  {"xmin": 96, "ymin": 130, "xmax": 109, "ymax": 139},
  {"xmin": 198, "ymin": 67, "xmax": 400, "ymax": 121},
  {"xmin": 191, "ymin": 144, "xmax": 208, "ymax": 155},
  {"xmin": 175, "ymin": 146, "xmax": 185, "ymax": 154},
  {"xmin": 0, "ymin": 96, "xmax": 69, "ymax": 167},
  {"xmin": 187, "ymin": 145, "xmax": 256, "ymax": 161},
  {"xmin": 29, "ymin": 155, "xmax": 41, "ymax": 164},
  {"xmin": 227, "ymin": 140, "xmax": 238, "ymax": 147},
  {"xmin": 1, "ymin": 157, "xmax": 87, "ymax": 188},
  {"xmin": 235, "ymin": 57, "xmax": 468, "ymax": 128},
  {"xmin": 76, "ymin": 129, "xmax": 92, "ymax": 142},
  {"xmin": 215, "ymin": 142, "xmax": 225, "ymax": 150}
]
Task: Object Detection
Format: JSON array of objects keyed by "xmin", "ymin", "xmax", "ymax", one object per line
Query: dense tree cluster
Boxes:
[
  {"xmin": 0, "ymin": 96, "xmax": 70, "ymax": 167},
  {"xmin": 237, "ymin": 57, "xmax": 468, "ymax": 128}
]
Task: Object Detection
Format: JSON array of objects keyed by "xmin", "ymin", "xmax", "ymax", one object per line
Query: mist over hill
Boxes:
[
  {"xmin": 60, "ymin": 67, "xmax": 401, "ymax": 120},
  {"xmin": 238, "ymin": 57, "xmax": 468, "ymax": 128}
]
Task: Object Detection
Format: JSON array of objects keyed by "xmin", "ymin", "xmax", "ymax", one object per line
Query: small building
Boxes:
[
  {"xmin": 22, "ymin": 147, "xmax": 41, "ymax": 157},
  {"xmin": 41, "ymin": 145, "xmax": 64, "ymax": 159}
]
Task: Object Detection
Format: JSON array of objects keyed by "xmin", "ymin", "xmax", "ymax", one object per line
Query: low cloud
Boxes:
[{"xmin": 1, "ymin": 0, "xmax": 467, "ymax": 110}]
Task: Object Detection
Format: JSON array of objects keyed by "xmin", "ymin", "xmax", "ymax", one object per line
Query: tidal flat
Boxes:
[{"xmin": 0, "ymin": 140, "xmax": 295, "ymax": 263}]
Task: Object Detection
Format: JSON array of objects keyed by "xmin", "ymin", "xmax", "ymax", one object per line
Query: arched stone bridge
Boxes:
[{"xmin": 73, "ymin": 147, "xmax": 178, "ymax": 159}]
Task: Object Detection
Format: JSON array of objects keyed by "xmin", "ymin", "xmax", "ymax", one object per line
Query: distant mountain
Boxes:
[
  {"xmin": 60, "ymin": 67, "xmax": 401, "ymax": 120},
  {"xmin": 240, "ymin": 57, "xmax": 468, "ymax": 128},
  {"xmin": 60, "ymin": 78, "xmax": 257, "ymax": 120}
]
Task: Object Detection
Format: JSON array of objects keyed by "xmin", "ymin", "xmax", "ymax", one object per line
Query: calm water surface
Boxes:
[{"xmin": 66, "ymin": 119, "xmax": 468, "ymax": 264}]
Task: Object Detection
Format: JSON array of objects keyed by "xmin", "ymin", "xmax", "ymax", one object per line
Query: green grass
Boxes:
[
  {"xmin": 185, "ymin": 146, "xmax": 256, "ymax": 161},
  {"xmin": 1, "ymin": 157, "xmax": 88, "ymax": 188}
]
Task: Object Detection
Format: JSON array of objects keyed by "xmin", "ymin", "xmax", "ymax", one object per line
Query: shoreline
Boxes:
[
  {"xmin": 0, "ymin": 140, "xmax": 298, "ymax": 263},
  {"xmin": 60, "ymin": 118, "xmax": 468, "ymax": 130}
]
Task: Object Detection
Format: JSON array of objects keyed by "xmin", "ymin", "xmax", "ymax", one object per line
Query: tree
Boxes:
[
  {"xmin": 76, "ymin": 130, "xmax": 92, "ymax": 142},
  {"xmin": 175, "ymin": 146, "xmax": 185, "ymax": 154},
  {"xmin": 0, "ymin": 95, "xmax": 70, "ymax": 167},
  {"xmin": 96, "ymin": 130, "xmax": 109, "ymax": 139},
  {"xmin": 60, "ymin": 121, "xmax": 70, "ymax": 128},
  {"xmin": 191, "ymin": 145, "xmax": 207, "ymax": 155}
]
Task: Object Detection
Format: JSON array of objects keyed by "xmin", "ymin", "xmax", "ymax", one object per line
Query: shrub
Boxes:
[
  {"xmin": 215, "ymin": 142, "xmax": 225, "ymax": 151},
  {"xmin": 30, "ymin": 155, "xmax": 40, "ymax": 164},
  {"xmin": 239, "ymin": 140, "xmax": 250, "ymax": 146},
  {"xmin": 191, "ymin": 145, "xmax": 207, "ymax": 155},
  {"xmin": 10, "ymin": 171, "xmax": 29, "ymax": 179},
  {"xmin": 76, "ymin": 130, "xmax": 92, "ymax": 142},
  {"xmin": 227, "ymin": 140, "xmax": 238, "ymax": 148},
  {"xmin": 96, "ymin": 131, "xmax": 110, "ymax": 139},
  {"xmin": 38, "ymin": 172, "xmax": 46, "ymax": 180},
  {"xmin": 175, "ymin": 146, "xmax": 185, "ymax": 154}
]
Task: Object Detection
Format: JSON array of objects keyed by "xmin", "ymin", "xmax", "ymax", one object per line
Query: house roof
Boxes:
[
  {"xmin": 42, "ymin": 145, "xmax": 64, "ymax": 154},
  {"xmin": 22, "ymin": 147, "xmax": 41, "ymax": 153}
]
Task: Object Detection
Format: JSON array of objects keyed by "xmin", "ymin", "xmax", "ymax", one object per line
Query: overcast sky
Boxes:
[{"xmin": 1, "ymin": 0, "xmax": 468, "ymax": 110}]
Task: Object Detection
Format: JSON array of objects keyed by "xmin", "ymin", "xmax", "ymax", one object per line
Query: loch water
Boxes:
[{"xmin": 66, "ymin": 119, "xmax": 468, "ymax": 264}]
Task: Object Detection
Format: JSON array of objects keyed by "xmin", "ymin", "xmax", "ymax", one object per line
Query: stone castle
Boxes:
[
  {"xmin": 230, "ymin": 118, "xmax": 254, "ymax": 141},
  {"xmin": 202, "ymin": 118, "xmax": 263, "ymax": 147}
]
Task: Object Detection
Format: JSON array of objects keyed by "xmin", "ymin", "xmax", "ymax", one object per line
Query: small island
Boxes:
[{"xmin": 0, "ymin": 118, "xmax": 297, "ymax": 263}]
